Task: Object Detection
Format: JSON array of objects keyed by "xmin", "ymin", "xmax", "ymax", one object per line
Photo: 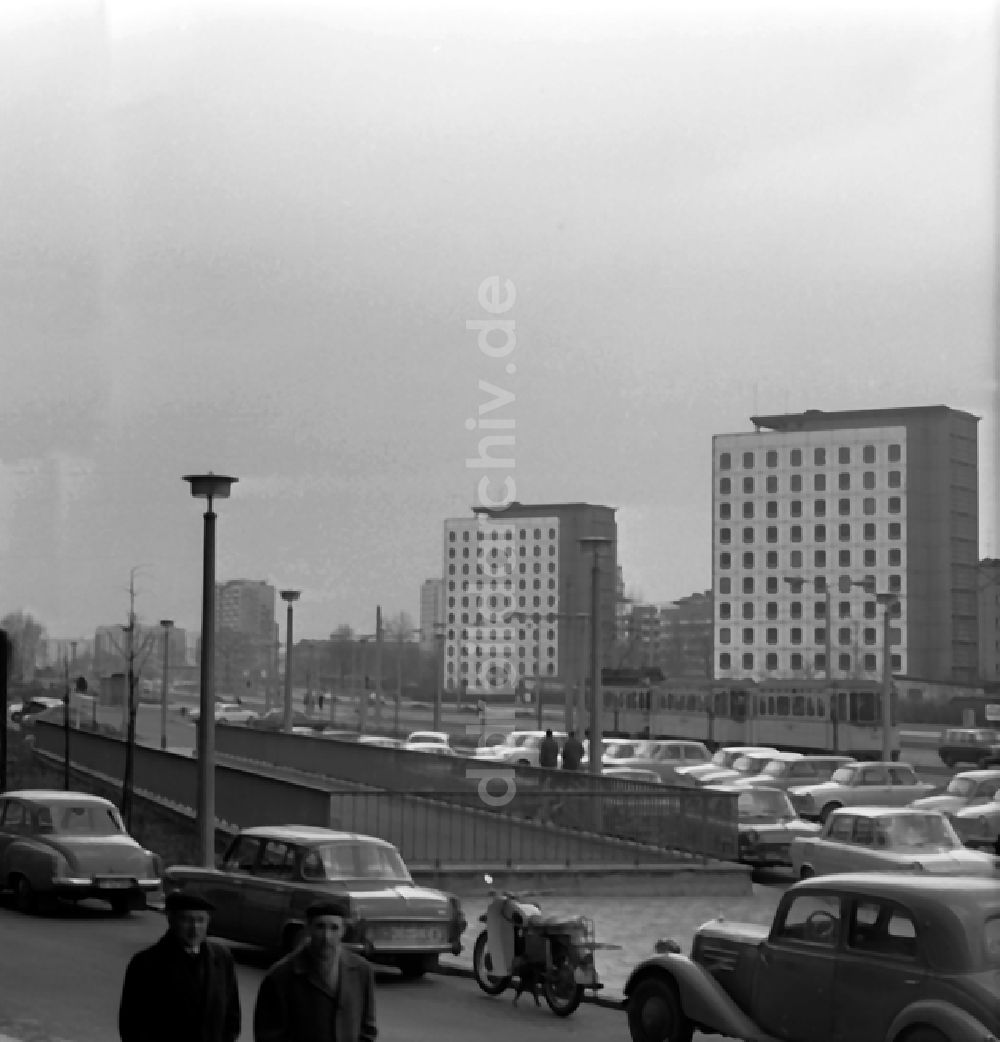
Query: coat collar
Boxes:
[{"xmin": 291, "ymin": 947, "xmax": 359, "ymax": 977}]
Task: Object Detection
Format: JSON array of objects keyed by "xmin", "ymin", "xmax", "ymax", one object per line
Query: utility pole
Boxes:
[
  {"xmin": 63, "ymin": 650, "xmax": 71, "ymax": 789},
  {"xmin": 395, "ymin": 623, "xmax": 403, "ymax": 737},
  {"xmin": 373, "ymin": 606, "xmax": 383, "ymax": 729}
]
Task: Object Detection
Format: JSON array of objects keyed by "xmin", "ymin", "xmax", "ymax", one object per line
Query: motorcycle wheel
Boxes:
[
  {"xmin": 543, "ymin": 959, "xmax": 583, "ymax": 1017},
  {"xmin": 472, "ymin": 930, "xmax": 510, "ymax": 996}
]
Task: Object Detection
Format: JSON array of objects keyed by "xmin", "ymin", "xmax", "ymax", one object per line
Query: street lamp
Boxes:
[
  {"xmin": 580, "ymin": 535, "xmax": 614, "ymax": 821},
  {"xmin": 432, "ymin": 622, "xmax": 446, "ymax": 731},
  {"xmin": 280, "ymin": 590, "xmax": 301, "ymax": 732},
  {"xmin": 183, "ymin": 471, "xmax": 238, "ymax": 868},
  {"xmin": 159, "ymin": 620, "xmax": 174, "ymax": 750}
]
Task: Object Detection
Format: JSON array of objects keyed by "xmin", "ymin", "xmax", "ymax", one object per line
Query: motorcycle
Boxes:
[{"xmin": 471, "ymin": 874, "xmax": 618, "ymax": 1017}]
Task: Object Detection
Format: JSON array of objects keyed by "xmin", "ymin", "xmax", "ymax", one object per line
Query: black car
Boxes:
[{"xmin": 937, "ymin": 728, "xmax": 1000, "ymax": 769}]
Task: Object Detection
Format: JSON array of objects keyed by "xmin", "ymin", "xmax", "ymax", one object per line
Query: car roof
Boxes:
[
  {"xmin": 238, "ymin": 825, "xmax": 397, "ymax": 846},
  {"xmin": 707, "ymin": 784, "xmax": 787, "ymax": 795},
  {"xmin": 828, "ymin": 806, "xmax": 946, "ymax": 818},
  {"xmin": 721, "ymin": 745, "xmax": 779, "ymax": 753},
  {"xmin": 955, "ymin": 768, "xmax": 1000, "ymax": 779},
  {"xmin": 1, "ymin": 789, "xmax": 114, "ymax": 805},
  {"xmin": 763, "ymin": 751, "xmax": 804, "ymax": 761},
  {"xmin": 795, "ymin": 871, "xmax": 1000, "ymax": 909}
]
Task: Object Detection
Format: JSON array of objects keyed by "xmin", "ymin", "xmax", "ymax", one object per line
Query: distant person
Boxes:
[
  {"xmin": 318, "ymin": 692, "xmax": 325, "ymax": 711},
  {"xmin": 304, "ymin": 690, "xmax": 314, "ymax": 713},
  {"xmin": 253, "ymin": 901, "xmax": 377, "ymax": 1042},
  {"xmin": 561, "ymin": 731, "xmax": 584, "ymax": 771},
  {"xmin": 539, "ymin": 729, "xmax": 559, "ymax": 769},
  {"xmin": 119, "ymin": 891, "xmax": 240, "ymax": 1042}
]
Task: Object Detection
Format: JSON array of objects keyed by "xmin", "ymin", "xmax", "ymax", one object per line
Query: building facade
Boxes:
[
  {"xmin": 978, "ymin": 558, "xmax": 1000, "ymax": 687},
  {"xmin": 418, "ymin": 579, "xmax": 445, "ymax": 651},
  {"xmin": 213, "ymin": 579, "xmax": 278, "ymax": 689},
  {"xmin": 712, "ymin": 406, "xmax": 979, "ymax": 685},
  {"xmin": 441, "ymin": 501, "xmax": 617, "ymax": 698}
]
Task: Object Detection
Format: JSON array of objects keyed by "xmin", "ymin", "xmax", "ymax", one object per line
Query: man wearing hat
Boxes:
[
  {"xmin": 119, "ymin": 891, "xmax": 241, "ymax": 1042},
  {"xmin": 253, "ymin": 900, "xmax": 377, "ymax": 1042}
]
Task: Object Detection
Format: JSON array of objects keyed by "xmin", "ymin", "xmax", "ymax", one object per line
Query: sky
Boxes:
[{"xmin": 0, "ymin": 0, "xmax": 996, "ymax": 641}]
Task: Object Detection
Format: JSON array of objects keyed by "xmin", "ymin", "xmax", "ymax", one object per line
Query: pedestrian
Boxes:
[
  {"xmin": 253, "ymin": 900, "xmax": 377, "ymax": 1042},
  {"xmin": 539, "ymin": 728, "xmax": 559, "ymax": 769},
  {"xmin": 994, "ymin": 832, "xmax": 1000, "ymax": 858},
  {"xmin": 318, "ymin": 692, "xmax": 325, "ymax": 711},
  {"xmin": 118, "ymin": 891, "xmax": 241, "ymax": 1042},
  {"xmin": 561, "ymin": 730, "xmax": 584, "ymax": 771},
  {"xmin": 304, "ymin": 690, "xmax": 314, "ymax": 713}
]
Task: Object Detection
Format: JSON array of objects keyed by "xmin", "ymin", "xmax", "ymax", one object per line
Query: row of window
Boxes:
[
  {"xmin": 719, "ymin": 625, "xmax": 901, "ymax": 645},
  {"xmin": 443, "ymin": 624, "xmax": 560, "ymax": 639},
  {"xmin": 448, "ymin": 527, "xmax": 558, "ymax": 542},
  {"xmin": 721, "ymin": 501, "xmax": 905, "ymax": 528},
  {"xmin": 719, "ymin": 597, "xmax": 899, "ymax": 619},
  {"xmin": 719, "ymin": 551, "xmax": 904, "ymax": 584},
  {"xmin": 719, "ymin": 444, "xmax": 902, "ymax": 470},
  {"xmin": 448, "ymin": 544, "xmax": 557, "ymax": 558},
  {"xmin": 445, "ymin": 660, "xmax": 552, "ymax": 677},
  {"xmin": 718, "ymin": 651, "xmax": 902, "ymax": 672},
  {"xmin": 447, "ymin": 575, "xmax": 558, "ymax": 591},
  {"xmin": 720, "ymin": 525, "xmax": 903, "ymax": 551},
  {"xmin": 720, "ymin": 474, "xmax": 902, "ymax": 495},
  {"xmin": 447, "ymin": 644, "xmax": 557, "ymax": 658},
  {"xmin": 447, "ymin": 595, "xmax": 556, "ymax": 609}
]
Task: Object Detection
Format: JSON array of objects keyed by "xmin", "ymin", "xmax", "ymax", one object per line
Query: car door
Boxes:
[
  {"xmin": 856, "ymin": 764, "xmax": 891, "ymax": 804},
  {"xmin": 887, "ymin": 765, "xmax": 922, "ymax": 803},
  {"xmin": 832, "ymin": 898, "xmax": 926, "ymax": 1042},
  {"xmin": 753, "ymin": 891, "xmax": 840, "ymax": 1042},
  {"xmin": 787, "ymin": 761, "xmax": 820, "ymax": 790},
  {"xmin": 206, "ymin": 835, "xmax": 261, "ymax": 941},
  {"xmin": 813, "ymin": 814, "xmax": 855, "ymax": 874},
  {"xmin": 241, "ymin": 838, "xmax": 297, "ymax": 949},
  {"xmin": 0, "ymin": 799, "xmax": 25, "ymax": 877}
]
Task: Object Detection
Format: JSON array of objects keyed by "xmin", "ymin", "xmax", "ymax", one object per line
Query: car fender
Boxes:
[
  {"xmin": 885, "ymin": 999, "xmax": 998, "ymax": 1042},
  {"xmin": 2, "ymin": 839, "xmax": 61, "ymax": 889},
  {"xmin": 623, "ymin": 953, "xmax": 780, "ymax": 1042}
]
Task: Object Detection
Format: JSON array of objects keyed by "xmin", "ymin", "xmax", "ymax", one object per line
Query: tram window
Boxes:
[
  {"xmin": 792, "ymin": 696, "xmax": 805, "ymax": 716},
  {"xmin": 657, "ymin": 694, "xmax": 667, "ymax": 710},
  {"xmin": 686, "ymin": 695, "xmax": 697, "ymax": 711},
  {"xmin": 713, "ymin": 692, "xmax": 728, "ymax": 715},
  {"xmin": 776, "ymin": 696, "xmax": 790, "ymax": 715},
  {"xmin": 767, "ymin": 696, "xmax": 775, "ymax": 715},
  {"xmin": 850, "ymin": 691, "xmax": 878, "ymax": 723},
  {"xmin": 814, "ymin": 697, "xmax": 824, "ymax": 718},
  {"xmin": 805, "ymin": 697, "xmax": 814, "ymax": 717}
]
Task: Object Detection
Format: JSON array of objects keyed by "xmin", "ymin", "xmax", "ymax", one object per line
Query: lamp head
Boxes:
[
  {"xmin": 183, "ymin": 473, "xmax": 238, "ymax": 501},
  {"xmin": 280, "ymin": 590, "xmax": 301, "ymax": 604},
  {"xmin": 160, "ymin": 619, "xmax": 174, "ymax": 629}
]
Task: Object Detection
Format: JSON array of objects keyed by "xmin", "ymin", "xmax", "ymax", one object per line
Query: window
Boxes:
[
  {"xmin": 837, "ymin": 499, "xmax": 849, "ymax": 517},
  {"xmin": 838, "ymin": 550, "xmax": 851, "ymax": 567},
  {"xmin": 766, "ymin": 552, "xmax": 778, "ymax": 569},
  {"xmin": 719, "ymin": 628, "xmax": 731, "ymax": 645},
  {"xmin": 863, "ymin": 498, "xmax": 876, "ymax": 515},
  {"xmin": 743, "ymin": 501, "xmax": 755, "ymax": 519},
  {"xmin": 743, "ymin": 552, "xmax": 755, "ymax": 568},
  {"xmin": 774, "ymin": 893, "xmax": 840, "ymax": 947},
  {"xmin": 814, "ymin": 550, "xmax": 826, "ymax": 567},
  {"xmin": 838, "ymin": 627, "xmax": 851, "ymax": 645},
  {"xmin": 888, "ymin": 522, "xmax": 901, "ymax": 540},
  {"xmin": 766, "ymin": 500, "xmax": 778, "ymax": 517},
  {"xmin": 863, "ymin": 523, "xmax": 875, "ymax": 540},
  {"xmin": 814, "ymin": 524, "xmax": 826, "ymax": 542},
  {"xmin": 222, "ymin": 836, "xmax": 262, "ymax": 873},
  {"xmin": 814, "ymin": 652, "xmax": 826, "ymax": 672},
  {"xmin": 815, "ymin": 627, "xmax": 826, "ymax": 644},
  {"xmin": 743, "ymin": 451, "xmax": 755, "ymax": 469},
  {"xmin": 864, "ymin": 602, "xmax": 876, "ymax": 620},
  {"xmin": 814, "ymin": 500, "xmax": 826, "ymax": 517},
  {"xmin": 790, "ymin": 474, "xmax": 802, "ymax": 492},
  {"xmin": 863, "ymin": 445, "xmax": 875, "ymax": 464},
  {"xmin": 743, "ymin": 526, "xmax": 754, "ymax": 543},
  {"xmin": 742, "ymin": 578, "xmax": 754, "ymax": 595},
  {"xmin": 863, "ymin": 653, "xmax": 876, "ymax": 671},
  {"xmin": 791, "ymin": 525, "xmax": 802, "ymax": 543},
  {"xmin": 888, "ymin": 548, "xmax": 901, "ymax": 567},
  {"xmin": 720, "ymin": 552, "xmax": 731, "ymax": 569},
  {"xmin": 838, "ymin": 473, "xmax": 850, "ymax": 491},
  {"xmin": 765, "ymin": 450, "xmax": 778, "ymax": 468},
  {"xmin": 257, "ymin": 841, "xmax": 297, "ymax": 879},
  {"xmin": 814, "ymin": 474, "xmax": 826, "ymax": 492},
  {"xmin": 838, "ymin": 653, "xmax": 851, "ymax": 672},
  {"xmin": 863, "ymin": 472, "xmax": 875, "ymax": 490},
  {"xmin": 863, "ymin": 627, "xmax": 876, "ymax": 645},
  {"xmin": 814, "ymin": 448, "xmax": 826, "ymax": 465},
  {"xmin": 766, "ymin": 627, "xmax": 778, "ymax": 645},
  {"xmin": 742, "ymin": 603, "xmax": 754, "ymax": 619},
  {"xmin": 719, "ymin": 503, "xmax": 731, "ymax": 520},
  {"xmin": 766, "ymin": 601, "xmax": 778, "ymax": 620},
  {"xmin": 790, "ymin": 550, "xmax": 802, "ymax": 568},
  {"xmin": 888, "ymin": 574, "xmax": 901, "ymax": 592},
  {"xmin": 719, "ymin": 452, "xmax": 732, "ymax": 470},
  {"xmin": 743, "ymin": 477, "xmax": 754, "ymax": 494},
  {"xmin": 888, "ymin": 471, "xmax": 901, "ymax": 488},
  {"xmin": 827, "ymin": 815, "xmax": 853, "ymax": 843},
  {"xmin": 720, "ymin": 477, "xmax": 731, "ymax": 495},
  {"xmin": 836, "ymin": 523, "xmax": 850, "ymax": 542},
  {"xmin": 766, "ymin": 526, "xmax": 778, "ymax": 543},
  {"xmin": 888, "ymin": 497, "xmax": 901, "ymax": 514},
  {"xmin": 766, "ymin": 576, "xmax": 778, "ymax": 593},
  {"xmin": 791, "ymin": 500, "xmax": 802, "ymax": 517},
  {"xmin": 719, "ymin": 653, "xmax": 731, "ymax": 670},
  {"xmin": 742, "ymin": 653, "xmax": 754, "ymax": 670},
  {"xmin": 791, "ymin": 448, "xmax": 802, "ymax": 466},
  {"xmin": 791, "ymin": 653, "xmax": 803, "ymax": 670},
  {"xmin": 839, "ymin": 600, "xmax": 851, "ymax": 618},
  {"xmin": 888, "ymin": 443, "xmax": 901, "ymax": 462},
  {"xmin": 791, "ymin": 627, "xmax": 802, "ymax": 645},
  {"xmin": 766, "ymin": 653, "xmax": 778, "ymax": 670},
  {"xmin": 743, "ymin": 627, "xmax": 754, "ymax": 643},
  {"xmin": 891, "ymin": 653, "xmax": 902, "ymax": 670},
  {"xmin": 719, "ymin": 577, "xmax": 731, "ymax": 594},
  {"xmin": 766, "ymin": 475, "xmax": 778, "ymax": 493},
  {"xmin": 848, "ymin": 901, "xmax": 917, "ymax": 960}
]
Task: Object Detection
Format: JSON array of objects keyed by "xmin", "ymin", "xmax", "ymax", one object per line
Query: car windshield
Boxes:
[
  {"xmin": 36, "ymin": 802, "xmax": 125, "ymax": 836},
  {"xmin": 830, "ymin": 766, "xmax": 858, "ymax": 784},
  {"xmin": 946, "ymin": 777, "xmax": 976, "ymax": 797},
  {"xmin": 732, "ymin": 755, "xmax": 771, "ymax": 774},
  {"xmin": 879, "ymin": 814, "xmax": 960, "ymax": 850},
  {"xmin": 737, "ymin": 789, "xmax": 795, "ymax": 819},
  {"xmin": 763, "ymin": 761, "xmax": 789, "ymax": 777},
  {"xmin": 305, "ymin": 842, "xmax": 412, "ymax": 882},
  {"xmin": 710, "ymin": 750, "xmax": 730, "ymax": 767},
  {"xmin": 606, "ymin": 743, "xmax": 637, "ymax": 760}
]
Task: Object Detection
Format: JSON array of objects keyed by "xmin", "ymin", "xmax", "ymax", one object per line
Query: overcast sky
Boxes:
[{"xmin": 1, "ymin": 0, "xmax": 995, "ymax": 641}]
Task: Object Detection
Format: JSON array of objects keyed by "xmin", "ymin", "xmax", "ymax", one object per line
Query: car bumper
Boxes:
[
  {"xmin": 739, "ymin": 843, "xmax": 792, "ymax": 866},
  {"xmin": 50, "ymin": 877, "xmax": 162, "ymax": 903},
  {"xmin": 350, "ymin": 917, "xmax": 466, "ymax": 957}
]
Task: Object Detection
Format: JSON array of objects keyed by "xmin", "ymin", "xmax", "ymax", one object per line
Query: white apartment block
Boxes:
[{"xmin": 712, "ymin": 407, "xmax": 978, "ymax": 685}]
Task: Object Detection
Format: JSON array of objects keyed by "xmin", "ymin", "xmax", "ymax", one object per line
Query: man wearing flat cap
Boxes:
[
  {"xmin": 254, "ymin": 900, "xmax": 377, "ymax": 1042},
  {"xmin": 119, "ymin": 890, "xmax": 241, "ymax": 1042}
]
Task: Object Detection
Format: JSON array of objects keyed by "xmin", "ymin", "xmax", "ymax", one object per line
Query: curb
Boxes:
[{"xmin": 433, "ymin": 959, "xmax": 625, "ymax": 1011}]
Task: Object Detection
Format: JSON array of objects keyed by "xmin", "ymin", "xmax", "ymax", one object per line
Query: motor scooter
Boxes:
[{"xmin": 471, "ymin": 873, "xmax": 618, "ymax": 1017}]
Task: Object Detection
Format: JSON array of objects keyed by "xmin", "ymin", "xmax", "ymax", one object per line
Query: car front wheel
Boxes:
[{"xmin": 627, "ymin": 976, "xmax": 693, "ymax": 1042}]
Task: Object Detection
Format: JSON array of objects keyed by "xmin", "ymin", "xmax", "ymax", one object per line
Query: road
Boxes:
[{"xmin": 0, "ymin": 901, "xmax": 629, "ymax": 1042}]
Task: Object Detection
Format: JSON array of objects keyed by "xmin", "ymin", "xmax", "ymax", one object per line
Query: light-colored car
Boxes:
[
  {"xmin": 673, "ymin": 745, "xmax": 780, "ymax": 787},
  {"xmin": 728, "ymin": 754, "xmax": 856, "ymax": 791},
  {"xmin": 790, "ymin": 806, "xmax": 998, "ymax": 878},
  {"xmin": 163, "ymin": 825, "xmax": 466, "ymax": 978},
  {"xmin": 909, "ymin": 769, "xmax": 1000, "ymax": 816},
  {"xmin": 698, "ymin": 751, "xmax": 800, "ymax": 788},
  {"xmin": 610, "ymin": 740, "xmax": 712, "ymax": 785},
  {"xmin": 580, "ymin": 738, "xmax": 643, "ymax": 767},
  {"xmin": 789, "ymin": 762, "xmax": 937, "ymax": 823},
  {"xmin": 602, "ymin": 767, "xmax": 663, "ymax": 784},
  {"xmin": 707, "ymin": 784, "xmax": 821, "ymax": 868},
  {"xmin": 0, "ymin": 789, "xmax": 162, "ymax": 913},
  {"xmin": 403, "ymin": 731, "xmax": 451, "ymax": 750},
  {"xmin": 356, "ymin": 735, "xmax": 403, "ymax": 749},
  {"xmin": 188, "ymin": 701, "xmax": 257, "ymax": 725},
  {"xmin": 952, "ymin": 791, "xmax": 1000, "ymax": 846},
  {"xmin": 472, "ymin": 731, "xmax": 538, "ymax": 759},
  {"xmin": 404, "ymin": 742, "xmax": 458, "ymax": 756}
]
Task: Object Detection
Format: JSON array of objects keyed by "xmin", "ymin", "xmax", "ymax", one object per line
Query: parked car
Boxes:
[
  {"xmin": 403, "ymin": 731, "xmax": 452, "ymax": 749},
  {"xmin": 9, "ymin": 696, "xmax": 65, "ymax": 726},
  {"xmin": 909, "ymin": 769, "xmax": 1000, "ymax": 816},
  {"xmin": 249, "ymin": 709, "xmax": 321, "ymax": 731},
  {"xmin": 187, "ymin": 701, "xmax": 254, "ymax": 724},
  {"xmin": 404, "ymin": 743, "xmax": 458, "ymax": 756},
  {"xmin": 707, "ymin": 784, "xmax": 821, "ymax": 868},
  {"xmin": 791, "ymin": 806, "xmax": 997, "ymax": 878},
  {"xmin": 602, "ymin": 767, "xmax": 663, "ymax": 784},
  {"xmin": 697, "ymin": 750, "xmax": 800, "ymax": 788},
  {"xmin": 788, "ymin": 762, "xmax": 936, "ymax": 822},
  {"xmin": 623, "ymin": 873, "xmax": 1000, "ymax": 1042},
  {"xmin": 580, "ymin": 738, "xmax": 644, "ymax": 767},
  {"xmin": 163, "ymin": 825, "xmax": 466, "ymax": 978},
  {"xmin": 0, "ymin": 789, "xmax": 162, "ymax": 914},
  {"xmin": 672, "ymin": 745, "xmax": 779, "ymax": 787},
  {"xmin": 937, "ymin": 727, "xmax": 1000, "ymax": 768},
  {"xmin": 728, "ymin": 753, "xmax": 856, "ymax": 791},
  {"xmin": 356, "ymin": 735, "xmax": 403, "ymax": 749},
  {"xmin": 952, "ymin": 790, "xmax": 1000, "ymax": 848},
  {"xmin": 486, "ymin": 731, "xmax": 567, "ymax": 767},
  {"xmin": 606, "ymin": 740, "xmax": 712, "ymax": 785},
  {"xmin": 472, "ymin": 730, "xmax": 537, "ymax": 759}
]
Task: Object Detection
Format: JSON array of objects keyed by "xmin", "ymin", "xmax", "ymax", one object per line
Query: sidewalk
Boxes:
[{"xmin": 440, "ymin": 885, "xmax": 785, "ymax": 1002}]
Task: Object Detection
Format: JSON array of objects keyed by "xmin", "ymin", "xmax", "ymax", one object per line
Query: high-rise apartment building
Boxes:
[
  {"xmin": 978, "ymin": 558, "xmax": 1000, "ymax": 686},
  {"xmin": 442, "ymin": 501, "xmax": 617, "ymax": 697},
  {"xmin": 712, "ymin": 406, "xmax": 979, "ymax": 685},
  {"xmin": 419, "ymin": 579, "xmax": 445, "ymax": 651},
  {"xmin": 215, "ymin": 580, "xmax": 277, "ymax": 643}
]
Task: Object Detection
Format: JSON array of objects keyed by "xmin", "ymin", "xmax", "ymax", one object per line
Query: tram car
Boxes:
[{"xmin": 601, "ymin": 675, "xmax": 898, "ymax": 759}]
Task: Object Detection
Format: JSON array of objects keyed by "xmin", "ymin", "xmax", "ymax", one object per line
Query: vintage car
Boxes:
[
  {"xmin": 624, "ymin": 873, "xmax": 1000, "ymax": 1042},
  {"xmin": 791, "ymin": 807, "xmax": 998, "ymax": 878},
  {"xmin": 163, "ymin": 825, "xmax": 466, "ymax": 977},
  {"xmin": 937, "ymin": 727, "xmax": 1000, "ymax": 769},
  {"xmin": 356, "ymin": 735, "xmax": 404, "ymax": 749},
  {"xmin": 672, "ymin": 746, "xmax": 780, "ymax": 788},
  {"xmin": 403, "ymin": 730, "xmax": 452, "ymax": 749},
  {"xmin": 610, "ymin": 740, "xmax": 712, "ymax": 785},
  {"xmin": 603, "ymin": 767, "xmax": 663, "ymax": 784},
  {"xmin": 788, "ymin": 762, "xmax": 936, "ymax": 822},
  {"xmin": 9, "ymin": 696, "xmax": 65, "ymax": 726},
  {"xmin": 909, "ymin": 769, "xmax": 1000, "ymax": 816},
  {"xmin": 491, "ymin": 731, "xmax": 567, "ymax": 767},
  {"xmin": 697, "ymin": 751, "xmax": 799, "ymax": 788},
  {"xmin": 0, "ymin": 789, "xmax": 162, "ymax": 914},
  {"xmin": 250, "ymin": 708, "xmax": 323, "ymax": 731},
  {"xmin": 727, "ymin": 754, "xmax": 856, "ymax": 792},
  {"xmin": 952, "ymin": 792, "xmax": 1000, "ymax": 848},
  {"xmin": 706, "ymin": 784, "xmax": 820, "ymax": 868}
]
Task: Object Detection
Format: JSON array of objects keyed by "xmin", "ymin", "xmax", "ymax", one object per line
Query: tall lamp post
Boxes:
[
  {"xmin": 580, "ymin": 535, "xmax": 613, "ymax": 830},
  {"xmin": 159, "ymin": 620, "xmax": 173, "ymax": 750},
  {"xmin": 875, "ymin": 591, "xmax": 900, "ymax": 761},
  {"xmin": 183, "ymin": 471, "xmax": 238, "ymax": 869},
  {"xmin": 432, "ymin": 623, "xmax": 446, "ymax": 732},
  {"xmin": 280, "ymin": 590, "xmax": 301, "ymax": 732}
]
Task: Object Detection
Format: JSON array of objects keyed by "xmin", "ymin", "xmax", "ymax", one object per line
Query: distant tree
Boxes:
[{"xmin": 0, "ymin": 612, "xmax": 46, "ymax": 684}]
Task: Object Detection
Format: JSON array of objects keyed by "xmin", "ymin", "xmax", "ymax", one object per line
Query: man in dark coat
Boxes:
[
  {"xmin": 561, "ymin": 730, "xmax": 584, "ymax": 771},
  {"xmin": 539, "ymin": 729, "xmax": 560, "ymax": 769},
  {"xmin": 119, "ymin": 891, "xmax": 241, "ymax": 1042},
  {"xmin": 254, "ymin": 901, "xmax": 377, "ymax": 1042}
]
